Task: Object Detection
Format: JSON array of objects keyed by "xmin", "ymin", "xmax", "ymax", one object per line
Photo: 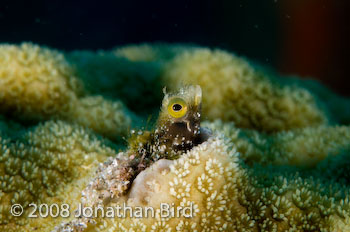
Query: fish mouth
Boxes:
[{"xmin": 195, "ymin": 127, "xmax": 212, "ymax": 145}]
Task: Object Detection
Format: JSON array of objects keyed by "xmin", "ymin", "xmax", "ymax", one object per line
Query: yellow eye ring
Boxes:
[{"xmin": 167, "ymin": 98, "xmax": 187, "ymax": 118}]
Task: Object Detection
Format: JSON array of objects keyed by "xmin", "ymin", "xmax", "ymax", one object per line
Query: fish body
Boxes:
[
  {"xmin": 155, "ymin": 85, "xmax": 203, "ymax": 156},
  {"xmin": 54, "ymin": 85, "xmax": 209, "ymax": 232}
]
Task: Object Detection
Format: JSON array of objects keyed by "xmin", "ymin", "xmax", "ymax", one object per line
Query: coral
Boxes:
[
  {"xmin": 59, "ymin": 85, "xmax": 206, "ymax": 223},
  {"xmin": 92, "ymin": 43, "xmax": 350, "ymax": 131},
  {"xmin": 0, "ymin": 43, "xmax": 132, "ymax": 139},
  {"xmin": 54, "ymin": 137, "xmax": 243, "ymax": 231},
  {"xmin": 67, "ymin": 96, "xmax": 132, "ymax": 139},
  {"xmin": 243, "ymin": 155, "xmax": 350, "ymax": 232},
  {"xmin": 162, "ymin": 48, "xmax": 328, "ymax": 132},
  {"xmin": 312, "ymin": 151, "xmax": 350, "ymax": 188},
  {"xmin": 0, "ymin": 43, "xmax": 350, "ymax": 232},
  {"xmin": 0, "ymin": 120, "xmax": 117, "ymax": 232},
  {"xmin": 276, "ymin": 75, "xmax": 350, "ymax": 125},
  {"xmin": 54, "ymin": 137, "xmax": 350, "ymax": 232},
  {"xmin": 0, "ymin": 43, "xmax": 82, "ymax": 121},
  {"xmin": 113, "ymin": 43, "xmax": 184, "ymax": 62},
  {"xmin": 204, "ymin": 120, "xmax": 350, "ymax": 168}
]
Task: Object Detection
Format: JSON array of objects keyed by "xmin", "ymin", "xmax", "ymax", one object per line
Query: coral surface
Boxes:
[
  {"xmin": 0, "ymin": 120, "xmax": 117, "ymax": 231},
  {"xmin": 204, "ymin": 120, "xmax": 350, "ymax": 168},
  {"xmin": 54, "ymin": 137, "xmax": 350, "ymax": 232},
  {"xmin": 162, "ymin": 49, "xmax": 328, "ymax": 132},
  {"xmin": 0, "ymin": 43, "xmax": 132, "ymax": 139},
  {"xmin": 0, "ymin": 43, "xmax": 349, "ymax": 232}
]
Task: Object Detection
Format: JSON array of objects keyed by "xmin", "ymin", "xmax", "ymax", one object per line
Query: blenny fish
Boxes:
[
  {"xmin": 128, "ymin": 85, "xmax": 208, "ymax": 170},
  {"xmin": 54, "ymin": 85, "xmax": 209, "ymax": 232}
]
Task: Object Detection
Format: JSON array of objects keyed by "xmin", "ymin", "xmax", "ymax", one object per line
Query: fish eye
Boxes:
[
  {"xmin": 172, "ymin": 103, "xmax": 182, "ymax": 111},
  {"xmin": 168, "ymin": 98, "xmax": 187, "ymax": 118}
]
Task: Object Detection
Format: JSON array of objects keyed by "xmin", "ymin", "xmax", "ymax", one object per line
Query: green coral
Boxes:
[{"xmin": 66, "ymin": 49, "xmax": 163, "ymax": 115}]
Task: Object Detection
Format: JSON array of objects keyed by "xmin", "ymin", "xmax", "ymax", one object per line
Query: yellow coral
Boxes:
[
  {"xmin": 54, "ymin": 137, "xmax": 350, "ymax": 232},
  {"xmin": 0, "ymin": 120, "xmax": 116, "ymax": 231},
  {"xmin": 0, "ymin": 43, "xmax": 82, "ymax": 120},
  {"xmin": 67, "ymin": 96, "xmax": 131, "ymax": 138},
  {"xmin": 0, "ymin": 43, "xmax": 131, "ymax": 139},
  {"xmin": 113, "ymin": 43, "xmax": 187, "ymax": 62},
  {"xmin": 1, "ymin": 43, "xmax": 350, "ymax": 232},
  {"xmin": 114, "ymin": 44, "xmax": 163, "ymax": 62},
  {"xmin": 162, "ymin": 48, "xmax": 327, "ymax": 132},
  {"xmin": 66, "ymin": 137, "xmax": 246, "ymax": 231},
  {"xmin": 204, "ymin": 120, "xmax": 350, "ymax": 168},
  {"xmin": 75, "ymin": 43, "xmax": 350, "ymax": 131}
]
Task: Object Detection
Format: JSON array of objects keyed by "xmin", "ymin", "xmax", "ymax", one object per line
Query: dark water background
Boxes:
[{"xmin": 0, "ymin": 0, "xmax": 348, "ymax": 96}]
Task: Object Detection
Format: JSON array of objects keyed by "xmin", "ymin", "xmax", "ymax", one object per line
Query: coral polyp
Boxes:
[{"xmin": 0, "ymin": 43, "xmax": 349, "ymax": 231}]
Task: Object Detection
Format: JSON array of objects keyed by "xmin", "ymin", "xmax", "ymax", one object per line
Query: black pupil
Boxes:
[{"xmin": 172, "ymin": 104, "xmax": 182, "ymax": 111}]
